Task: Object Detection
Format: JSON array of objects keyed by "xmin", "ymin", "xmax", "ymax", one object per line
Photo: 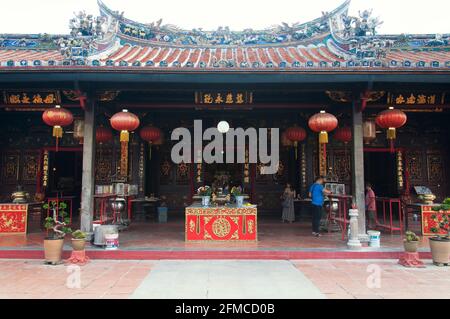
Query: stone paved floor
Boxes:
[
  {"xmin": 131, "ymin": 260, "xmax": 324, "ymax": 299},
  {"xmin": 0, "ymin": 259, "xmax": 449, "ymax": 299},
  {"xmin": 293, "ymin": 260, "xmax": 450, "ymax": 299},
  {"xmin": 0, "ymin": 259, "xmax": 153, "ymax": 299}
]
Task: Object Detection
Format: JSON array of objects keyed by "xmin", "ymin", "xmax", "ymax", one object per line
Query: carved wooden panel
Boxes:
[
  {"xmin": 1, "ymin": 151, "xmax": 20, "ymax": 184},
  {"xmin": 21, "ymin": 151, "xmax": 39, "ymax": 184},
  {"xmin": 406, "ymin": 150, "xmax": 423, "ymax": 182},
  {"xmin": 159, "ymin": 156, "xmax": 173, "ymax": 185},
  {"xmin": 427, "ymin": 152, "xmax": 444, "ymax": 182},
  {"xmin": 95, "ymin": 148, "xmax": 113, "ymax": 183},
  {"xmin": 256, "ymin": 151, "xmax": 288, "ymax": 185},
  {"xmin": 333, "ymin": 150, "xmax": 351, "ymax": 183},
  {"xmin": 176, "ymin": 162, "xmax": 190, "ymax": 185}
]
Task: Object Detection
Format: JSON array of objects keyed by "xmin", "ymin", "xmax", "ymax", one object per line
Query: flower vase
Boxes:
[
  {"xmin": 235, "ymin": 196, "xmax": 244, "ymax": 207},
  {"xmin": 201, "ymin": 196, "xmax": 210, "ymax": 207}
]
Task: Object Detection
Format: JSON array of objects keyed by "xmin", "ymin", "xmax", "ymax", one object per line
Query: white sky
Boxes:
[{"xmin": 0, "ymin": 0, "xmax": 449, "ymax": 35}]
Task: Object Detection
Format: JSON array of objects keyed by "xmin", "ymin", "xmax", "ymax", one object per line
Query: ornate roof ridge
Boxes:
[
  {"xmin": 98, "ymin": 0, "xmax": 349, "ymax": 34},
  {"xmin": 97, "ymin": 0, "xmax": 350, "ymax": 47}
]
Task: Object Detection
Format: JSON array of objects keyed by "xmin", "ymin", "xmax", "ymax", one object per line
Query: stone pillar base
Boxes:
[
  {"xmin": 358, "ymin": 234, "xmax": 370, "ymax": 242},
  {"xmin": 347, "ymin": 240, "xmax": 362, "ymax": 250},
  {"xmin": 398, "ymin": 252, "xmax": 425, "ymax": 268}
]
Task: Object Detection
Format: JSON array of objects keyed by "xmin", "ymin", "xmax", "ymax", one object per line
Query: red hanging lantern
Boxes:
[
  {"xmin": 110, "ymin": 109, "xmax": 140, "ymax": 178},
  {"xmin": 334, "ymin": 126, "xmax": 352, "ymax": 144},
  {"xmin": 281, "ymin": 131, "xmax": 293, "ymax": 147},
  {"xmin": 110, "ymin": 109, "xmax": 140, "ymax": 142},
  {"xmin": 376, "ymin": 107, "xmax": 407, "ymax": 152},
  {"xmin": 140, "ymin": 126, "xmax": 162, "ymax": 143},
  {"xmin": 285, "ymin": 126, "xmax": 307, "ymax": 159},
  {"xmin": 308, "ymin": 110, "xmax": 338, "ymax": 175},
  {"xmin": 42, "ymin": 105, "xmax": 74, "ymax": 151},
  {"xmin": 308, "ymin": 110, "xmax": 338, "ymax": 143},
  {"xmin": 152, "ymin": 133, "xmax": 165, "ymax": 146},
  {"xmin": 140, "ymin": 125, "xmax": 162, "ymax": 159},
  {"xmin": 96, "ymin": 126, "xmax": 113, "ymax": 144}
]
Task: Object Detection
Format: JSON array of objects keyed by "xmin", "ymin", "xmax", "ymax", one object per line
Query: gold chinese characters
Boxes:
[{"xmin": 195, "ymin": 92, "xmax": 252, "ymax": 105}]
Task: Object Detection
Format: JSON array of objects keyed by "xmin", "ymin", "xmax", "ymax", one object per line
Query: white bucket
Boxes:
[
  {"xmin": 104, "ymin": 233, "xmax": 119, "ymax": 250},
  {"xmin": 367, "ymin": 230, "xmax": 381, "ymax": 248}
]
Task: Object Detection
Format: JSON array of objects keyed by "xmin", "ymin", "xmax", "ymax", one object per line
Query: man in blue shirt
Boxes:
[{"xmin": 308, "ymin": 176, "xmax": 331, "ymax": 237}]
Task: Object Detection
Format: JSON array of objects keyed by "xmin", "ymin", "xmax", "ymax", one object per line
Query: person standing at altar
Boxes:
[
  {"xmin": 281, "ymin": 183, "xmax": 296, "ymax": 223},
  {"xmin": 309, "ymin": 176, "xmax": 331, "ymax": 237}
]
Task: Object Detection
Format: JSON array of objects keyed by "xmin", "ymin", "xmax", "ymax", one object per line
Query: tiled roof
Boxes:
[{"xmin": 1, "ymin": 45, "xmax": 449, "ymax": 70}]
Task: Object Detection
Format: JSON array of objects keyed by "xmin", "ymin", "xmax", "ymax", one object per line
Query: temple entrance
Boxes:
[
  {"xmin": 47, "ymin": 149, "xmax": 83, "ymax": 218},
  {"xmin": 364, "ymin": 150, "xmax": 398, "ymax": 197}
]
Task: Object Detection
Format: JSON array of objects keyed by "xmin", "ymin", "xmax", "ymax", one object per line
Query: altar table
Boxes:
[{"xmin": 185, "ymin": 204, "xmax": 257, "ymax": 242}]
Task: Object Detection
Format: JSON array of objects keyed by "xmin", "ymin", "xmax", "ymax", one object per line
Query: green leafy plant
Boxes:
[
  {"xmin": 43, "ymin": 201, "xmax": 72, "ymax": 239},
  {"xmin": 71, "ymin": 230, "xmax": 86, "ymax": 240},
  {"xmin": 432, "ymin": 198, "xmax": 450, "ymax": 212},
  {"xmin": 404, "ymin": 231, "xmax": 420, "ymax": 242},
  {"xmin": 231, "ymin": 186, "xmax": 242, "ymax": 197}
]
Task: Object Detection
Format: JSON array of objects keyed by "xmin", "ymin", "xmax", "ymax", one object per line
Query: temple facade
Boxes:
[{"xmin": 0, "ymin": 0, "xmax": 449, "ymax": 242}]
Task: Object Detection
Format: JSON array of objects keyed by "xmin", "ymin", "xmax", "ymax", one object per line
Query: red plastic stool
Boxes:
[
  {"xmin": 66, "ymin": 250, "xmax": 90, "ymax": 266},
  {"xmin": 398, "ymin": 252, "xmax": 425, "ymax": 268}
]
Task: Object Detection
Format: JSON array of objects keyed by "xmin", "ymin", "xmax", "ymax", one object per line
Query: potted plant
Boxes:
[
  {"xmin": 198, "ymin": 186, "xmax": 212, "ymax": 206},
  {"xmin": 404, "ymin": 231, "xmax": 420, "ymax": 253},
  {"xmin": 71, "ymin": 230, "xmax": 87, "ymax": 251},
  {"xmin": 231, "ymin": 186, "xmax": 244, "ymax": 207},
  {"xmin": 429, "ymin": 198, "xmax": 450, "ymax": 266},
  {"xmin": 42, "ymin": 201, "xmax": 72, "ymax": 264}
]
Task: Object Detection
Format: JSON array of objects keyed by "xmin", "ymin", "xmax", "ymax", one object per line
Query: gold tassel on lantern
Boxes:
[
  {"xmin": 319, "ymin": 131, "xmax": 328, "ymax": 144},
  {"xmin": 387, "ymin": 128, "xmax": 396, "ymax": 139},
  {"xmin": 53, "ymin": 126, "xmax": 63, "ymax": 138},
  {"xmin": 120, "ymin": 130, "xmax": 130, "ymax": 142}
]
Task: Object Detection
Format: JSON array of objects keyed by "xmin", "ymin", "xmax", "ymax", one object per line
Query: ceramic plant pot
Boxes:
[
  {"xmin": 403, "ymin": 240, "xmax": 419, "ymax": 253},
  {"xmin": 43, "ymin": 238, "xmax": 64, "ymax": 264},
  {"xmin": 429, "ymin": 237, "xmax": 450, "ymax": 265},
  {"xmin": 71, "ymin": 238, "xmax": 86, "ymax": 251}
]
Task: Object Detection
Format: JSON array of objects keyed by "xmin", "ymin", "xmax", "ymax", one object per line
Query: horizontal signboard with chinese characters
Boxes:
[
  {"xmin": 387, "ymin": 92, "xmax": 445, "ymax": 106},
  {"xmin": 195, "ymin": 92, "xmax": 253, "ymax": 105},
  {"xmin": 3, "ymin": 91, "xmax": 61, "ymax": 106}
]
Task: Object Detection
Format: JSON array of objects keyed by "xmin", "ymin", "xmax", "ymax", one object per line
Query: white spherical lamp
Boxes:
[{"xmin": 217, "ymin": 120, "xmax": 230, "ymax": 134}]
